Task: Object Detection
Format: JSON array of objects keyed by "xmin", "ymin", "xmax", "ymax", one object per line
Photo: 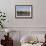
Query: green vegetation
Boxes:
[
  {"xmin": 17, "ymin": 11, "xmax": 30, "ymax": 14},
  {"xmin": 0, "ymin": 11, "xmax": 6, "ymax": 28}
]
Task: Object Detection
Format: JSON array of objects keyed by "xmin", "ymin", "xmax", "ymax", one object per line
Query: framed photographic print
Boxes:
[{"xmin": 15, "ymin": 5, "xmax": 32, "ymax": 18}]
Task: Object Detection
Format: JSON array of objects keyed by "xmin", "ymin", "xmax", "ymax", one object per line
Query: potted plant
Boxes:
[{"xmin": 0, "ymin": 11, "xmax": 6, "ymax": 28}]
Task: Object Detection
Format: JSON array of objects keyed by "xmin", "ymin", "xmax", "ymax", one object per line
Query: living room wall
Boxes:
[
  {"xmin": 0, "ymin": 0, "xmax": 46, "ymax": 46},
  {"xmin": 0, "ymin": 0, "xmax": 46, "ymax": 28}
]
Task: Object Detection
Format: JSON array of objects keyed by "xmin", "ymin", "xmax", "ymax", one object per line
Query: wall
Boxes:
[
  {"xmin": 0, "ymin": 0, "xmax": 46, "ymax": 46},
  {"xmin": 0, "ymin": 0, "xmax": 46, "ymax": 27}
]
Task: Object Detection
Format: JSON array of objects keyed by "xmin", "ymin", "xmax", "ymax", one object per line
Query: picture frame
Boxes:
[{"xmin": 15, "ymin": 5, "xmax": 32, "ymax": 18}]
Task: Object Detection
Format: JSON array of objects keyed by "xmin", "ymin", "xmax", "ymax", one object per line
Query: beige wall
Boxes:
[
  {"xmin": 0, "ymin": 0, "xmax": 46, "ymax": 46},
  {"xmin": 0, "ymin": 0, "xmax": 46, "ymax": 27}
]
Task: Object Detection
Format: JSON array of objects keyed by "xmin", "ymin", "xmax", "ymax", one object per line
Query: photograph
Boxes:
[{"xmin": 15, "ymin": 5, "xmax": 32, "ymax": 18}]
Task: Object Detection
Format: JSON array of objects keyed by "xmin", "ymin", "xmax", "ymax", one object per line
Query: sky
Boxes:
[{"xmin": 16, "ymin": 5, "xmax": 31, "ymax": 11}]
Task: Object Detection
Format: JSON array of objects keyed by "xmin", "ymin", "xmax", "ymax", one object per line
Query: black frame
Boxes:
[{"xmin": 15, "ymin": 5, "xmax": 33, "ymax": 19}]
